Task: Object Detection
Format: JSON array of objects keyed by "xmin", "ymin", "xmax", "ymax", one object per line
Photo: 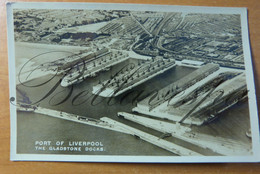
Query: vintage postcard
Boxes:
[{"xmin": 7, "ymin": 2, "xmax": 260, "ymax": 162}]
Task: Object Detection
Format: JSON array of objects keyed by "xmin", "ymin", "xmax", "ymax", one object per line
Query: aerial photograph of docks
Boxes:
[{"xmin": 13, "ymin": 8, "xmax": 252, "ymax": 156}]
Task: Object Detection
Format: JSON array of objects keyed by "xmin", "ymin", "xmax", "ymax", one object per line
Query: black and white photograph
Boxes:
[{"xmin": 7, "ymin": 2, "xmax": 260, "ymax": 162}]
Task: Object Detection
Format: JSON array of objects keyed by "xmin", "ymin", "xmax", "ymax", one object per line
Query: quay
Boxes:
[
  {"xmin": 19, "ymin": 106, "xmax": 201, "ymax": 156},
  {"xmin": 118, "ymin": 112, "xmax": 251, "ymax": 156},
  {"xmin": 136, "ymin": 63, "xmax": 219, "ymax": 111},
  {"xmin": 133, "ymin": 66, "xmax": 247, "ymax": 125}
]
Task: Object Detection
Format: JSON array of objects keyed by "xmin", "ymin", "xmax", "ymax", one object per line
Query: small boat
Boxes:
[{"xmin": 246, "ymin": 128, "xmax": 251, "ymax": 138}]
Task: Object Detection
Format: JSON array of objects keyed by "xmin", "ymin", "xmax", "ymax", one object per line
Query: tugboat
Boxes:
[{"xmin": 16, "ymin": 87, "xmax": 37, "ymax": 112}]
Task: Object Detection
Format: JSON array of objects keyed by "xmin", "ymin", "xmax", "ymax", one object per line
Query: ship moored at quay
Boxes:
[
  {"xmin": 60, "ymin": 49, "xmax": 129, "ymax": 87},
  {"xmin": 92, "ymin": 56, "xmax": 176, "ymax": 97}
]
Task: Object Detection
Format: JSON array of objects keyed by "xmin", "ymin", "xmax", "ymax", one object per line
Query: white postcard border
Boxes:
[{"xmin": 7, "ymin": 2, "xmax": 260, "ymax": 162}]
